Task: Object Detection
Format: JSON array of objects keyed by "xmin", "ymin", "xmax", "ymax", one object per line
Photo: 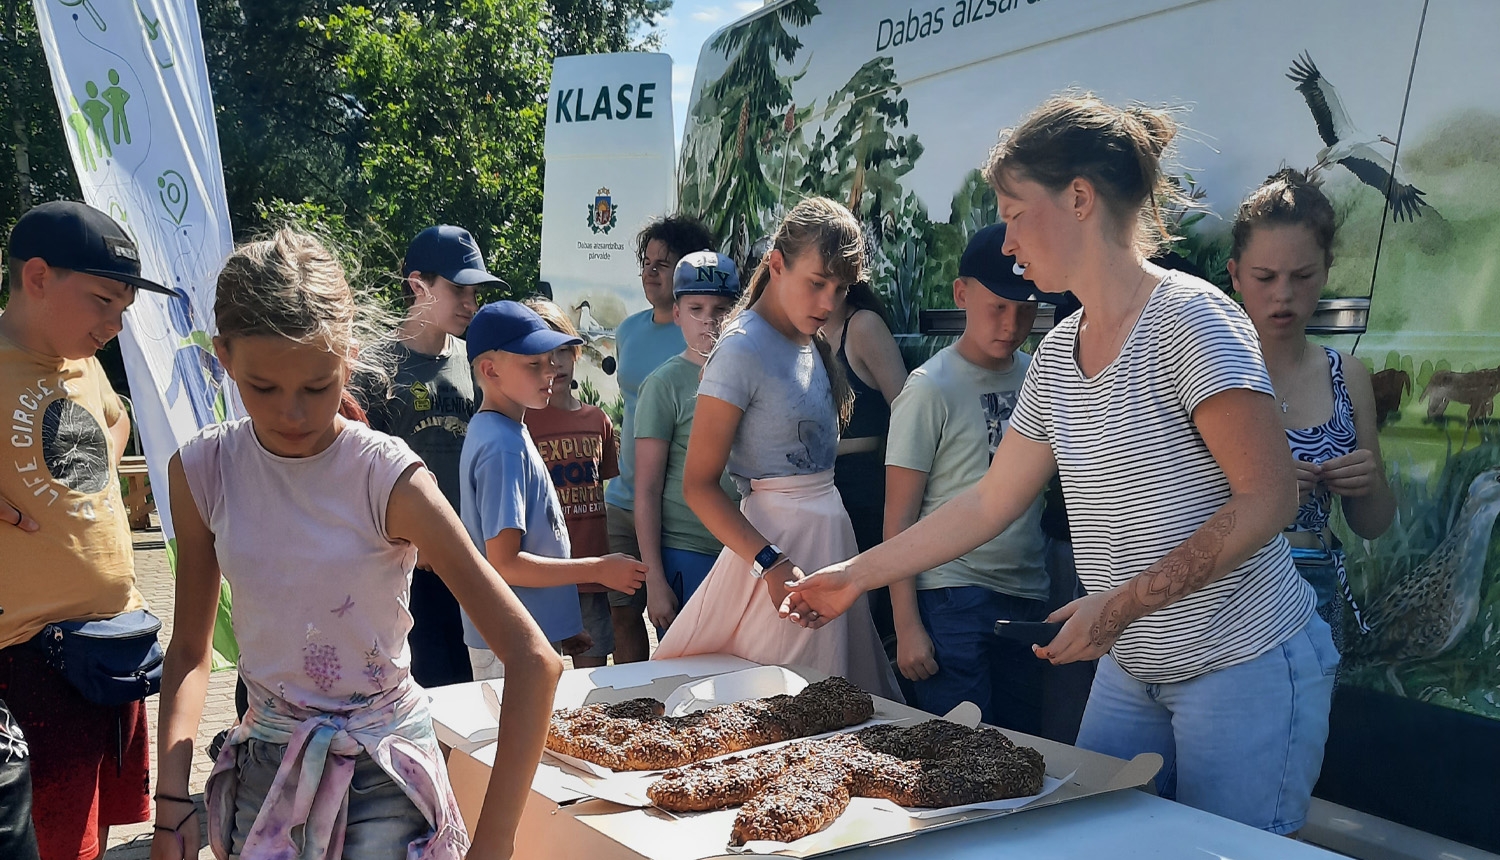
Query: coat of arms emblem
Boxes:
[{"xmin": 588, "ymin": 187, "xmax": 618, "ymax": 234}]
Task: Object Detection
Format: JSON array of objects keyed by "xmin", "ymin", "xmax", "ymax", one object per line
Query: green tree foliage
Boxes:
[
  {"xmin": 313, "ymin": 1, "xmax": 551, "ymax": 300},
  {"xmin": 547, "ymin": 0, "xmax": 671, "ymax": 56},
  {"xmin": 3, "ymin": 0, "xmax": 667, "ymax": 306},
  {"xmin": 0, "ymin": 0, "xmax": 77, "ymax": 226}
]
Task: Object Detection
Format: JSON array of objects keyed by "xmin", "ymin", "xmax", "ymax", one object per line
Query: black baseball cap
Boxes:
[
  {"xmin": 402, "ymin": 225, "xmax": 505, "ymax": 287},
  {"xmin": 958, "ymin": 224, "xmax": 1050, "ymax": 303},
  {"xmin": 7, "ymin": 201, "xmax": 177, "ymax": 296},
  {"xmin": 466, "ymin": 300, "xmax": 582, "ymax": 362}
]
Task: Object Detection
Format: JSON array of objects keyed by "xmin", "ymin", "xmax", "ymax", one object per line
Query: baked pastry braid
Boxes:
[
  {"xmin": 647, "ymin": 721, "xmax": 1046, "ymax": 846},
  {"xmin": 546, "ymin": 677, "xmax": 875, "ymax": 771}
]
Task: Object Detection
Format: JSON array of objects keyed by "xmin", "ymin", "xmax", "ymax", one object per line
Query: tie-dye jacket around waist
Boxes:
[{"xmin": 206, "ymin": 678, "xmax": 468, "ymax": 860}]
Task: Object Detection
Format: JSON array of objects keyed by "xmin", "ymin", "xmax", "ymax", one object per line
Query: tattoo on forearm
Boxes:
[{"xmin": 1089, "ymin": 510, "xmax": 1238, "ymax": 649}]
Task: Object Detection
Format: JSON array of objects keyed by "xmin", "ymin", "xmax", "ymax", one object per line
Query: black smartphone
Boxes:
[{"xmin": 993, "ymin": 620, "xmax": 1063, "ymax": 647}]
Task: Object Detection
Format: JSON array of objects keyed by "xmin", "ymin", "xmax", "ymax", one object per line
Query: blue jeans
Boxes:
[
  {"xmin": 910, "ymin": 586, "xmax": 1048, "ymax": 733},
  {"xmin": 1075, "ymin": 615, "xmax": 1339, "ymax": 834}
]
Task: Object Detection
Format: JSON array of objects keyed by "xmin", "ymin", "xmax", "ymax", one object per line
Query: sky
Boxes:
[{"xmin": 657, "ymin": 1, "xmax": 766, "ymax": 146}]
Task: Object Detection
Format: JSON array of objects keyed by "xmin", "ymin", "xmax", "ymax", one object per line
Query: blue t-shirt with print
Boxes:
[{"xmin": 459, "ymin": 410, "xmax": 583, "ymax": 646}]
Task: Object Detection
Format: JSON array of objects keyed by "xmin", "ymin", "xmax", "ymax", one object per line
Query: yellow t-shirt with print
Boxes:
[{"xmin": 0, "ymin": 332, "xmax": 141, "ymax": 650}]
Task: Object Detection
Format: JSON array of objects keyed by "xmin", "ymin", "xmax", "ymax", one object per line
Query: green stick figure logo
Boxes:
[
  {"xmin": 65, "ymin": 69, "xmax": 132, "ymax": 171},
  {"xmin": 102, "ymin": 70, "xmax": 131, "ymax": 145},
  {"xmin": 157, "ymin": 170, "xmax": 189, "ymax": 224}
]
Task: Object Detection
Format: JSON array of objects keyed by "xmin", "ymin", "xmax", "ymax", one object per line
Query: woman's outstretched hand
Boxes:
[
  {"xmin": 780, "ymin": 563, "xmax": 861, "ymax": 629},
  {"xmin": 1032, "ymin": 586, "xmax": 1131, "ymax": 665}
]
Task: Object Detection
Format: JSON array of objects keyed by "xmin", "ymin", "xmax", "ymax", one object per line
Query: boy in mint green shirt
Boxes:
[
  {"xmin": 633, "ymin": 252, "xmax": 742, "ymax": 633},
  {"xmin": 885, "ymin": 224, "xmax": 1052, "ymax": 731}
]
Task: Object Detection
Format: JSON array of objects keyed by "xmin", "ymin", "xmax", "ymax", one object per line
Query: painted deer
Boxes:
[{"xmin": 1421, "ymin": 366, "xmax": 1500, "ymax": 425}]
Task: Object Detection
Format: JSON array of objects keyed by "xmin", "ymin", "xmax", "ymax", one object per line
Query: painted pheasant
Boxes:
[{"xmin": 1350, "ymin": 468, "xmax": 1500, "ymax": 690}]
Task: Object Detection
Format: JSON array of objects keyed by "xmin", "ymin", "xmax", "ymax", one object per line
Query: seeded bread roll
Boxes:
[
  {"xmin": 546, "ymin": 677, "xmax": 875, "ymax": 771},
  {"xmin": 647, "ymin": 720, "xmax": 1046, "ymax": 846}
]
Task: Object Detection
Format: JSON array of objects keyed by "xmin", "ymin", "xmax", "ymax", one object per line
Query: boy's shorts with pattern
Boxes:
[{"xmin": 0, "ymin": 643, "xmax": 150, "ymax": 860}]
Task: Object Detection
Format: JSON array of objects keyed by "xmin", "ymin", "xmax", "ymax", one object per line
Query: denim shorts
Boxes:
[
  {"xmin": 1074, "ymin": 615, "xmax": 1339, "ymax": 834},
  {"xmin": 577, "ymin": 591, "xmax": 616, "ymax": 658},
  {"xmin": 229, "ymin": 739, "xmax": 429, "ymax": 860},
  {"xmin": 1290, "ymin": 547, "xmax": 1351, "ymax": 655}
]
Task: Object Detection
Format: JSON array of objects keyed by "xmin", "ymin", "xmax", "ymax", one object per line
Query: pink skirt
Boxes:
[{"xmin": 654, "ymin": 471, "xmax": 902, "ymax": 701}]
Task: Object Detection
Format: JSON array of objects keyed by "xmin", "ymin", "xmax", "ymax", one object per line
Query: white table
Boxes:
[
  {"xmin": 427, "ymin": 657, "xmax": 1338, "ymax": 860},
  {"xmin": 837, "ymin": 789, "xmax": 1337, "ymax": 858}
]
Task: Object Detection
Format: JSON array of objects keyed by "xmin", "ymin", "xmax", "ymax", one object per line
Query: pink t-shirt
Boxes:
[{"xmin": 180, "ymin": 418, "xmax": 421, "ymax": 711}]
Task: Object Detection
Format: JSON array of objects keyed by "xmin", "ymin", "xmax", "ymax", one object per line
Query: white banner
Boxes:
[
  {"xmin": 33, "ymin": 0, "xmax": 238, "ymax": 663},
  {"xmin": 539, "ymin": 52, "xmax": 676, "ymax": 399}
]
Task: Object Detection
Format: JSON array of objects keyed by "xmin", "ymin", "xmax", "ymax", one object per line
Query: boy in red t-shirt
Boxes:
[{"xmin": 523, "ymin": 299, "xmax": 623, "ymax": 667}]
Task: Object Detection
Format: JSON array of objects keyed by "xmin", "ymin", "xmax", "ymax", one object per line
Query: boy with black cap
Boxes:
[
  {"xmin": 358, "ymin": 225, "xmax": 502, "ymax": 688},
  {"xmin": 884, "ymin": 223, "xmax": 1055, "ymax": 733},
  {"xmin": 458, "ymin": 301, "xmax": 647, "ymax": 676},
  {"xmin": 1, "ymin": 201, "xmax": 178, "ymax": 860},
  {"xmin": 633, "ymin": 252, "xmax": 743, "ymax": 633}
]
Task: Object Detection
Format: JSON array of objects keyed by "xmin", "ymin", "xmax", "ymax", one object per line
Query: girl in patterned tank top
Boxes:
[{"xmin": 1229, "ymin": 170, "xmax": 1396, "ymax": 653}]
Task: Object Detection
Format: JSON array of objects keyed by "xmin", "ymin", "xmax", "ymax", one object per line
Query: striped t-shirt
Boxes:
[{"xmin": 1009, "ymin": 272, "xmax": 1314, "ymax": 684}]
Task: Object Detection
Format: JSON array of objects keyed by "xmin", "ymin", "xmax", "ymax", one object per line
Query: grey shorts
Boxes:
[
  {"xmin": 229, "ymin": 739, "xmax": 429, "ymax": 860},
  {"xmin": 604, "ymin": 504, "xmax": 649, "ymax": 610}
]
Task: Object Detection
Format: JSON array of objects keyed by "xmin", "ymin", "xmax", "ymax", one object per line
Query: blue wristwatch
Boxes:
[{"xmin": 751, "ymin": 544, "xmax": 785, "ymax": 579}]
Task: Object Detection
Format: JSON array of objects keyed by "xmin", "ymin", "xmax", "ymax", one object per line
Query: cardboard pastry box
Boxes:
[{"xmin": 429, "ymin": 656, "xmax": 1160, "ymax": 860}]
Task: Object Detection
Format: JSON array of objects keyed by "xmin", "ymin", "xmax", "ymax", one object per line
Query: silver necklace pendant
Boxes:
[{"xmin": 1280, "ymin": 399, "xmax": 1290, "ymax": 414}]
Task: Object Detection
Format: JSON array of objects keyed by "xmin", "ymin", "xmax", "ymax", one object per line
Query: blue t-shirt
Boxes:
[
  {"xmin": 459, "ymin": 410, "xmax": 582, "ymax": 646},
  {"xmin": 603, "ymin": 308, "xmax": 685, "ymax": 510}
]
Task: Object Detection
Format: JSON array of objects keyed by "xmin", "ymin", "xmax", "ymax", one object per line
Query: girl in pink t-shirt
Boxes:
[{"xmin": 150, "ymin": 230, "xmax": 562, "ymax": 860}]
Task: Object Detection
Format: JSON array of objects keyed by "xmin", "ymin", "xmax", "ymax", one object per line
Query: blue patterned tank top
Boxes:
[{"xmin": 1286, "ymin": 347, "xmax": 1358, "ymax": 534}]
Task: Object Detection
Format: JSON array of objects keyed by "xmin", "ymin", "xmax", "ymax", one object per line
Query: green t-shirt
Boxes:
[
  {"xmin": 886, "ymin": 345, "xmax": 1048, "ymax": 600},
  {"xmin": 633, "ymin": 354, "xmax": 739, "ymax": 556}
]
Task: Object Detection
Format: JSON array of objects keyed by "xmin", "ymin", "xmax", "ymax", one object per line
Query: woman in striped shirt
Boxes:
[{"xmin": 786, "ymin": 93, "xmax": 1338, "ymax": 835}]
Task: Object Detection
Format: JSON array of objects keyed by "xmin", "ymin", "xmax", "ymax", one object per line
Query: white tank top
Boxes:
[{"xmin": 179, "ymin": 418, "xmax": 422, "ymax": 711}]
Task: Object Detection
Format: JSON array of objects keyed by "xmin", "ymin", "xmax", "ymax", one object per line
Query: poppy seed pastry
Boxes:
[
  {"xmin": 546, "ymin": 676, "xmax": 875, "ymax": 771},
  {"xmin": 647, "ymin": 721, "xmax": 1046, "ymax": 846}
]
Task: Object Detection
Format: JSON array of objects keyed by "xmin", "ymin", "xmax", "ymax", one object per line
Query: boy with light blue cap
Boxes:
[
  {"xmin": 459, "ymin": 302, "xmax": 648, "ymax": 677},
  {"xmin": 633, "ymin": 252, "xmax": 744, "ymax": 634}
]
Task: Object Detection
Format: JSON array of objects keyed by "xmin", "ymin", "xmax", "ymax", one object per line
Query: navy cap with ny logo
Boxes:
[{"xmin": 672, "ymin": 250, "xmax": 741, "ymax": 298}]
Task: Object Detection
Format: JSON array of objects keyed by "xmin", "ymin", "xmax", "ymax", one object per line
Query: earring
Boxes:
[{"xmin": 1076, "ymin": 212, "xmax": 1083, "ymax": 220}]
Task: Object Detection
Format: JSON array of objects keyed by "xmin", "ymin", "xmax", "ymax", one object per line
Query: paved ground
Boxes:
[{"xmin": 105, "ymin": 523, "xmax": 234, "ymax": 859}]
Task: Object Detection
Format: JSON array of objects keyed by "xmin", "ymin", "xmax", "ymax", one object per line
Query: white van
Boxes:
[{"xmin": 678, "ymin": 2, "xmax": 1500, "ymax": 857}]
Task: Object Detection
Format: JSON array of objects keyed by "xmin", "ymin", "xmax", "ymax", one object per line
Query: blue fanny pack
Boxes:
[{"xmin": 32, "ymin": 610, "xmax": 164, "ymax": 706}]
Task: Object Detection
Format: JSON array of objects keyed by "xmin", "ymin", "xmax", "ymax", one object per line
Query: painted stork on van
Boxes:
[{"xmin": 1287, "ymin": 52, "xmax": 1428, "ymax": 221}]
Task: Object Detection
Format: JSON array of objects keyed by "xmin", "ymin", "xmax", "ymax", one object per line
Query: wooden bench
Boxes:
[{"xmin": 118, "ymin": 455, "xmax": 155, "ymax": 530}]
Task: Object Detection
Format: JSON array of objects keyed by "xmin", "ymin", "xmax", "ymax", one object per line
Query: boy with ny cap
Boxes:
[
  {"xmin": 357, "ymin": 225, "xmax": 504, "ymax": 688},
  {"xmin": 1, "ymin": 201, "xmax": 180, "ymax": 860},
  {"xmin": 458, "ymin": 302, "xmax": 647, "ymax": 678},
  {"xmin": 883, "ymin": 223, "xmax": 1062, "ymax": 733},
  {"xmin": 633, "ymin": 252, "xmax": 744, "ymax": 635}
]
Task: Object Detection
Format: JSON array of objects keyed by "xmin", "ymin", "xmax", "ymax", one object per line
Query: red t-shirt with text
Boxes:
[{"xmin": 524, "ymin": 403, "xmax": 619, "ymax": 591}]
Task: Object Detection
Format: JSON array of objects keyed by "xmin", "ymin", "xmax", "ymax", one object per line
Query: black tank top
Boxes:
[{"xmin": 837, "ymin": 310, "xmax": 891, "ymax": 441}]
